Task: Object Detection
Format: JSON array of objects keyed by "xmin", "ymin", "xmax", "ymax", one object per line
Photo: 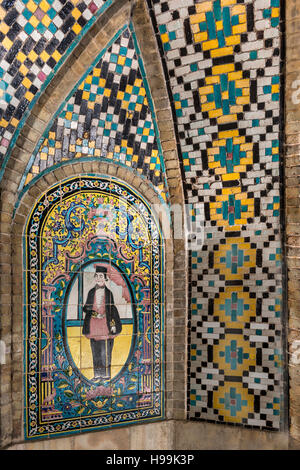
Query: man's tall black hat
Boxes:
[{"xmin": 94, "ymin": 264, "xmax": 107, "ymax": 274}]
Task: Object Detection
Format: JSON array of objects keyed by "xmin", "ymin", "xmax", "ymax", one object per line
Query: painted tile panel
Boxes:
[{"xmin": 24, "ymin": 175, "xmax": 164, "ymax": 439}]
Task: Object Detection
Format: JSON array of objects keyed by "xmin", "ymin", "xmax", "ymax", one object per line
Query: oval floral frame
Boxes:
[{"xmin": 24, "ymin": 175, "xmax": 164, "ymax": 439}]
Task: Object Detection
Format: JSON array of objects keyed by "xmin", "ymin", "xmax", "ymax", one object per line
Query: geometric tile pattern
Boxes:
[
  {"xmin": 20, "ymin": 27, "xmax": 168, "ymax": 201},
  {"xmin": 148, "ymin": 0, "xmax": 283, "ymax": 429},
  {"xmin": 0, "ymin": 0, "xmax": 113, "ymax": 178}
]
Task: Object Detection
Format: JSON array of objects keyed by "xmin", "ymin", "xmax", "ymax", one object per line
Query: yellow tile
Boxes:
[
  {"xmin": 236, "ymin": 79, "xmax": 249, "ymax": 88},
  {"xmin": 52, "ymin": 50, "xmax": 62, "ymax": 63},
  {"xmin": 272, "ymin": 84, "xmax": 279, "ymax": 93},
  {"xmin": 213, "ymin": 139, "xmax": 226, "ymax": 147},
  {"xmin": 104, "ymin": 88, "xmax": 111, "ymax": 97},
  {"xmin": 29, "ymin": 16, "xmax": 39, "ymax": 28},
  {"xmin": 222, "ymin": 173, "xmax": 240, "ymax": 181},
  {"xmin": 272, "ymin": 147, "xmax": 279, "ymax": 154},
  {"xmin": 208, "ymin": 162, "xmax": 220, "ymax": 169},
  {"xmin": 199, "ymin": 85, "xmax": 214, "ymax": 95},
  {"xmin": 240, "ymin": 143, "xmax": 253, "ymax": 151},
  {"xmin": 221, "ymin": 0, "xmax": 237, "ymax": 5},
  {"xmin": 202, "ymin": 102, "xmax": 216, "ymax": 112},
  {"xmin": 0, "ymin": 22, "xmax": 9, "ymax": 34},
  {"xmin": 228, "ymin": 71, "xmax": 243, "ymax": 82},
  {"xmin": 212, "ymin": 63, "xmax": 235, "ymax": 75},
  {"xmin": 203, "ymin": 39, "xmax": 219, "ymax": 50},
  {"xmin": 82, "ymin": 91, "xmax": 89, "ymax": 100},
  {"xmin": 232, "ymin": 5, "xmax": 246, "ymax": 15},
  {"xmin": 40, "ymin": 50, "xmax": 50, "ymax": 62},
  {"xmin": 27, "ymin": 0, "xmax": 37, "ymax": 12},
  {"xmin": 240, "ymin": 157, "xmax": 252, "ymax": 165},
  {"xmin": 28, "ymin": 50, "xmax": 38, "ymax": 62},
  {"xmin": 42, "ymin": 14, "xmax": 51, "ymax": 27},
  {"xmin": 17, "ymin": 51, "xmax": 27, "ymax": 64},
  {"xmin": 55, "ymin": 141, "xmax": 61, "ymax": 148},
  {"xmin": 22, "ymin": 77, "xmax": 31, "ymax": 89},
  {"xmin": 72, "ymin": 7, "xmax": 81, "ymax": 20},
  {"xmin": 236, "ymin": 96, "xmax": 250, "ymax": 105},
  {"xmin": 161, "ymin": 33, "xmax": 169, "ymax": 43},
  {"xmin": 194, "ymin": 32, "xmax": 208, "ymax": 42},
  {"xmin": 99, "ymin": 78, "xmax": 106, "ymax": 87},
  {"xmin": 11, "ymin": 118, "xmax": 19, "ymax": 127},
  {"xmin": 217, "ymin": 113, "xmax": 237, "ymax": 124},
  {"xmin": 195, "ymin": 1, "xmax": 212, "ymax": 13},
  {"xmin": 225, "ymin": 35, "xmax": 241, "ymax": 46},
  {"xmin": 25, "ymin": 91, "xmax": 34, "ymax": 101},
  {"xmin": 135, "ymin": 78, "xmax": 142, "ymax": 88},
  {"xmin": 93, "ymin": 68, "xmax": 101, "ymax": 77},
  {"xmin": 40, "ymin": 0, "xmax": 50, "ymax": 12},
  {"xmin": 209, "ymin": 108, "xmax": 223, "ymax": 118},
  {"xmin": 118, "ymin": 55, "xmax": 126, "ymax": 66},
  {"xmin": 221, "ymin": 91, "xmax": 229, "ymax": 99},
  {"xmin": 242, "ymin": 88, "xmax": 249, "ymax": 96},
  {"xmin": 216, "ymin": 20, "xmax": 223, "ymax": 31},
  {"xmin": 72, "ymin": 22, "xmax": 81, "ymax": 35},
  {"xmin": 211, "ymin": 46, "xmax": 233, "ymax": 58},
  {"xmin": 208, "ymin": 147, "xmax": 220, "ymax": 155},
  {"xmin": 0, "ymin": 6, "xmax": 6, "ymax": 20},
  {"xmin": 49, "ymin": 147, "xmax": 55, "ymax": 156},
  {"xmin": 190, "ymin": 13, "xmax": 202, "ymax": 24},
  {"xmin": 206, "ymin": 76, "xmax": 220, "ymax": 84},
  {"xmin": 32, "ymin": 165, "xmax": 39, "ymax": 174},
  {"xmin": 232, "ymin": 23, "xmax": 247, "ymax": 34},
  {"xmin": 272, "ymin": 7, "xmax": 280, "ymax": 17},
  {"xmin": 2, "ymin": 36, "xmax": 13, "ymax": 50},
  {"xmin": 219, "ymin": 129, "xmax": 239, "ymax": 139},
  {"xmin": 230, "ymin": 105, "xmax": 243, "ymax": 114}
]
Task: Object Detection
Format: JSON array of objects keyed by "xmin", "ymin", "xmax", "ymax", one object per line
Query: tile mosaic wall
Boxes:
[
  {"xmin": 0, "ymin": 0, "xmax": 114, "ymax": 180},
  {"xmin": 24, "ymin": 175, "xmax": 164, "ymax": 439},
  {"xmin": 18, "ymin": 25, "xmax": 168, "ymax": 202},
  {"xmin": 146, "ymin": 0, "xmax": 284, "ymax": 428}
]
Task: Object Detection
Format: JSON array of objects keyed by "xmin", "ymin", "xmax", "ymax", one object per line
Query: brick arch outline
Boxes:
[{"xmin": 0, "ymin": 0, "xmax": 187, "ymax": 448}]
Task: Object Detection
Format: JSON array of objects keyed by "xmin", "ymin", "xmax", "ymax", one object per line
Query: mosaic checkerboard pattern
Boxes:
[
  {"xmin": 147, "ymin": 0, "xmax": 283, "ymax": 428},
  {"xmin": 0, "ymin": 0, "xmax": 113, "ymax": 178},
  {"xmin": 22, "ymin": 27, "xmax": 168, "ymax": 200}
]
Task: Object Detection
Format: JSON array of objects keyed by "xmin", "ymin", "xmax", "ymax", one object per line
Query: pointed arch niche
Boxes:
[{"xmin": 0, "ymin": 0, "xmax": 186, "ymax": 448}]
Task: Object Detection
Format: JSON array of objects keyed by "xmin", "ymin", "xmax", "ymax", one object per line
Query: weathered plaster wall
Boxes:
[{"xmin": 285, "ymin": 0, "xmax": 300, "ymax": 448}]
